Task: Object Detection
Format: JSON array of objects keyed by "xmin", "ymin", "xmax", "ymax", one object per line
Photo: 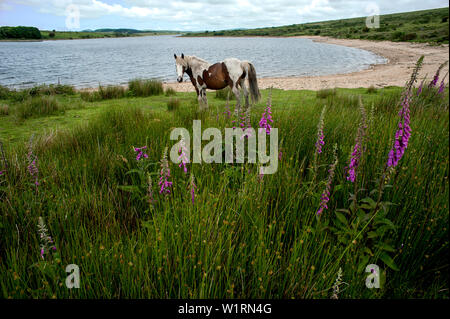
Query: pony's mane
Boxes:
[{"xmin": 187, "ymin": 55, "xmax": 209, "ymax": 65}]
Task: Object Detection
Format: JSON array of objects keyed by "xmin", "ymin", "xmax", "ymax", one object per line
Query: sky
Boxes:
[{"xmin": 0, "ymin": 0, "xmax": 448, "ymax": 31}]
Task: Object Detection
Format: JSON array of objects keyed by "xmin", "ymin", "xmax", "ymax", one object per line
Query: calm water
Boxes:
[{"xmin": 0, "ymin": 35, "xmax": 386, "ymax": 89}]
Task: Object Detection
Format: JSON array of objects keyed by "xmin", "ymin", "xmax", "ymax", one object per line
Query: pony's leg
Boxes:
[
  {"xmin": 232, "ymin": 85, "xmax": 241, "ymax": 115},
  {"xmin": 201, "ymin": 88, "xmax": 208, "ymax": 110},
  {"xmin": 240, "ymin": 79, "xmax": 250, "ymax": 108},
  {"xmin": 197, "ymin": 86, "xmax": 208, "ymax": 110}
]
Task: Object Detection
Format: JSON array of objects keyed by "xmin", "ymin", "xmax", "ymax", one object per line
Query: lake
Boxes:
[{"xmin": 0, "ymin": 35, "xmax": 387, "ymax": 89}]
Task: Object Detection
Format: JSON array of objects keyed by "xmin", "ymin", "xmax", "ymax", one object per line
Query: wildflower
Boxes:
[
  {"xmin": 315, "ymin": 106, "xmax": 326, "ymax": 154},
  {"xmin": 438, "ymin": 79, "xmax": 446, "ymax": 94},
  {"xmin": 387, "ymin": 90, "xmax": 412, "ymax": 168},
  {"xmin": 0, "ymin": 170, "xmax": 4, "ymax": 176},
  {"xmin": 189, "ymin": 173, "xmax": 197, "ymax": 204},
  {"xmin": 133, "ymin": 146, "xmax": 148, "ymax": 161},
  {"xmin": 178, "ymin": 138, "xmax": 189, "ymax": 173},
  {"xmin": 317, "ymin": 144, "xmax": 338, "ymax": 216},
  {"xmin": 330, "ymin": 267, "xmax": 344, "ymax": 300},
  {"xmin": 27, "ymin": 137, "xmax": 39, "ymax": 187},
  {"xmin": 346, "ymin": 98, "xmax": 367, "ymax": 182},
  {"xmin": 437, "ymin": 72, "xmax": 448, "ymax": 95},
  {"xmin": 416, "ymin": 76, "xmax": 425, "ymax": 96},
  {"xmin": 428, "ymin": 61, "xmax": 448, "ymax": 88},
  {"xmin": 158, "ymin": 147, "xmax": 173, "ymax": 196},
  {"xmin": 258, "ymin": 89, "xmax": 273, "ymax": 135},
  {"xmin": 387, "ymin": 56, "xmax": 424, "ymax": 168},
  {"xmin": 258, "ymin": 165, "xmax": 264, "ymax": 182},
  {"xmin": 37, "ymin": 216, "xmax": 56, "ymax": 260}
]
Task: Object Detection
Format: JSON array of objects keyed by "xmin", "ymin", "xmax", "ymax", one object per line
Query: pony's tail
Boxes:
[{"xmin": 244, "ymin": 62, "xmax": 261, "ymax": 103}]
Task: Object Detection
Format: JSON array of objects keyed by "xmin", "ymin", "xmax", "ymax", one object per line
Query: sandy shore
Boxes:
[{"xmin": 163, "ymin": 36, "xmax": 449, "ymax": 92}]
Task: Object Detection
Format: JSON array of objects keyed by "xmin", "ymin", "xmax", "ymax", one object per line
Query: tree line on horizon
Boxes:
[{"xmin": 0, "ymin": 26, "xmax": 41, "ymax": 40}]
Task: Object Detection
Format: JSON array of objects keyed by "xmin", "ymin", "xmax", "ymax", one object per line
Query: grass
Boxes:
[
  {"xmin": 80, "ymin": 79, "xmax": 164, "ymax": 102},
  {"xmin": 185, "ymin": 7, "xmax": 449, "ymax": 44},
  {"xmin": 316, "ymin": 88, "xmax": 337, "ymax": 99},
  {"xmin": 38, "ymin": 30, "xmax": 178, "ymax": 40},
  {"xmin": 165, "ymin": 87, "xmax": 177, "ymax": 96},
  {"xmin": 167, "ymin": 98, "xmax": 180, "ymax": 111},
  {"xmin": 0, "ymin": 77, "xmax": 448, "ymax": 298},
  {"xmin": 215, "ymin": 87, "xmax": 232, "ymax": 100},
  {"xmin": 128, "ymin": 79, "xmax": 164, "ymax": 97},
  {"xmin": 14, "ymin": 96, "xmax": 61, "ymax": 120}
]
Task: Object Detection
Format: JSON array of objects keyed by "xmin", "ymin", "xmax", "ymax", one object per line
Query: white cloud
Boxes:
[{"xmin": 6, "ymin": 0, "xmax": 450, "ymax": 30}]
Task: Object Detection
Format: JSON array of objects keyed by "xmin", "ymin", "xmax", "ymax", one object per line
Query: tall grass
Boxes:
[
  {"xmin": 128, "ymin": 78, "xmax": 164, "ymax": 97},
  {"xmin": 0, "ymin": 84, "xmax": 76, "ymax": 102},
  {"xmin": 0, "ymin": 81, "xmax": 448, "ymax": 299},
  {"xmin": 215, "ymin": 87, "xmax": 231, "ymax": 100},
  {"xmin": 14, "ymin": 96, "xmax": 61, "ymax": 119}
]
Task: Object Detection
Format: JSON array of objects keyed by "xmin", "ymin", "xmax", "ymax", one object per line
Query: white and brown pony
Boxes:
[{"xmin": 174, "ymin": 54, "xmax": 261, "ymax": 112}]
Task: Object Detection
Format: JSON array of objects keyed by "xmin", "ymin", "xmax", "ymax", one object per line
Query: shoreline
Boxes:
[{"xmin": 163, "ymin": 36, "xmax": 449, "ymax": 92}]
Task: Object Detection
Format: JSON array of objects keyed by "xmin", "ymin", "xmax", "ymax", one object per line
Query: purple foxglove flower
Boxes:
[
  {"xmin": 178, "ymin": 138, "xmax": 189, "ymax": 173},
  {"xmin": 387, "ymin": 93, "xmax": 412, "ymax": 168},
  {"xmin": 317, "ymin": 145, "xmax": 338, "ymax": 216},
  {"xmin": 27, "ymin": 145, "xmax": 39, "ymax": 188},
  {"xmin": 159, "ymin": 148, "xmax": 173, "ymax": 196},
  {"xmin": 315, "ymin": 106, "xmax": 326, "ymax": 154},
  {"xmin": 134, "ymin": 146, "xmax": 148, "ymax": 161},
  {"xmin": 259, "ymin": 90, "xmax": 273, "ymax": 135},
  {"xmin": 438, "ymin": 78, "xmax": 446, "ymax": 94},
  {"xmin": 346, "ymin": 100, "xmax": 367, "ymax": 182}
]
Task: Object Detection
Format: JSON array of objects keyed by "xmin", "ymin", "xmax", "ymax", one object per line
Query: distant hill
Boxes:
[
  {"xmin": 92, "ymin": 28, "xmax": 145, "ymax": 34},
  {"xmin": 184, "ymin": 7, "xmax": 449, "ymax": 44}
]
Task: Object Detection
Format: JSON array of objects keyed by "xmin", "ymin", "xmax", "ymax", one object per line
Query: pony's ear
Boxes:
[
  {"xmin": 174, "ymin": 54, "xmax": 177, "ymax": 59},
  {"xmin": 181, "ymin": 53, "xmax": 184, "ymax": 59}
]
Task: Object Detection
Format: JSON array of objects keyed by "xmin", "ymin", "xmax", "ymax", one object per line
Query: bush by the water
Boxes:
[
  {"xmin": 80, "ymin": 85, "xmax": 127, "ymax": 101},
  {"xmin": 165, "ymin": 87, "xmax": 177, "ymax": 96},
  {"xmin": 128, "ymin": 79, "xmax": 164, "ymax": 97},
  {"xmin": 316, "ymin": 88, "xmax": 337, "ymax": 99},
  {"xmin": 15, "ymin": 96, "xmax": 61, "ymax": 119}
]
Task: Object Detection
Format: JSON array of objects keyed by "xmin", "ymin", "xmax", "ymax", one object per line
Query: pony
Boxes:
[{"xmin": 174, "ymin": 53, "xmax": 261, "ymax": 112}]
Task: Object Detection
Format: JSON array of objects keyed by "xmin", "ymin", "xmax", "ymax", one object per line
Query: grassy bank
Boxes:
[
  {"xmin": 0, "ymin": 26, "xmax": 178, "ymax": 41},
  {"xmin": 39, "ymin": 30, "xmax": 178, "ymax": 40},
  {"xmin": 0, "ymin": 67, "xmax": 448, "ymax": 298},
  {"xmin": 185, "ymin": 7, "xmax": 449, "ymax": 44}
]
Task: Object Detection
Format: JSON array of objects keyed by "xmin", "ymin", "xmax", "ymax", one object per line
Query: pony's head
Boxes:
[{"xmin": 174, "ymin": 53, "xmax": 187, "ymax": 83}]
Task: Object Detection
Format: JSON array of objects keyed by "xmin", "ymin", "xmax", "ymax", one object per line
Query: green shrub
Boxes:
[
  {"xmin": 165, "ymin": 87, "xmax": 177, "ymax": 96},
  {"xmin": 0, "ymin": 26, "xmax": 41, "ymax": 39},
  {"xmin": 28, "ymin": 84, "xmax": 76, "ymax": 96},
  {"xmin": 15, "ymin": 96, "xmax": 61, "ymax": 119},
  {"xmin": 215, "ymin": 87, "xmax": 231, "ymax": 100},
  {"xmin": 98, "ymin": 85, "xmax": 126, "ymax": 100},
  {"xmin": 0, "ymin": 85, "xmax": 11, "ymax": 99},
  {"xmin": 366, "ymin": 85, "xmax": 378, "ymax": 94},
  {"xmin": 167, "ymin": 98, "xmax": 180, "ymax": 111},
  {"xmin": 128, "ymin": 79, "xmax": 163, "ymax": 97},
  {"xmin": 316, "ymin": 88, "xmax": 337, "ymax": 99},
  {"xmin": 0, "ymin": 103, "xmax": 9, "ymax": 116},
  {"xmin": 403, "ymin": 33, "xmax": 418, "ymax": 41},
  {"xmin": 80, "ymin": 90, "xmax": 100, "ymax": 102}
]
